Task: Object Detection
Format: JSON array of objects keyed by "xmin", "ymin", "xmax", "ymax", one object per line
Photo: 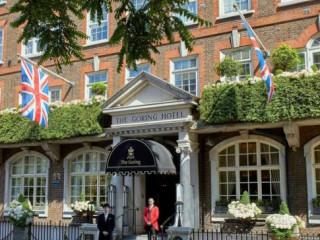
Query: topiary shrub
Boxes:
[
  {"xmin": 214, "ymin": 56, "xmax": 242, "ymax": 81},
  {"xmin": 275, "ymin": 69, "xmax": 283, "ymax": 76},
  {"xmin": 311, "ymin": 64, "xmax": 318, "ymax": 72},
  {"xmin": 91, "ymin": 82, "xmax": 107, "ymax": 96},
  {"xmin": 240, "ymin": 191, "xmax": 250, "ymax": 204},
  {"xmin": 278, "ymin": 201, "xmax": 290, "ymax": 215},
  {"xmin": 271, "ymin": 43, "xmax": 300, "ymax": 72}
]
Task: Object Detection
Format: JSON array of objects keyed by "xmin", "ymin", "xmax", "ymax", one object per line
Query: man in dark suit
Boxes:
[{"xmin": 97, "ymin": 203, "xmax": 115, "ymax": 240}]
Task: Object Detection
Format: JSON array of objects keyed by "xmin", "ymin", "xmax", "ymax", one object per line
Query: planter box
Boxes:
[
  {"xmin": 221, "ymin": 219, "xmax": 255, "ymax": 233},
  {"xmin": 71, "ymin": 216, "xmax": 89, "ymax": 226},
  {"xmin": 313, "ymin": 207, "xmax": 320, "ymax": 215},
  {"xmin": 214, "ymin": 206, "xmax": 228, "ymax": 213}
]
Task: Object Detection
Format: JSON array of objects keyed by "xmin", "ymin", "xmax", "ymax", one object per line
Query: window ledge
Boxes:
[
  {"xmin": 84, "ymin": 40, "xmax": 109, "ymax": 47},
  {"xmin": 309, "ymin": 215, "xmax": 320, "ymax": 224},
  {"xmin": 0, "ymin": 2, "xmax": 6, "ymax": 6},
  {"xmin": 21, "ymin": 53, "xmax": 43, "ymax": 59},
  {"xmin": 63, "ymin": 211, "xmax": 73, "ymax": 219},
  {"xmin": 217, "ymin": 10, "xmax": 255, "ymax": 20},
  {"xmin": 184, "ymin": 21, "xmax": 198, "ymax": 27},
  {"xmin": 278, "ymin": 0, "xmax": 314, "ymax": 7}
]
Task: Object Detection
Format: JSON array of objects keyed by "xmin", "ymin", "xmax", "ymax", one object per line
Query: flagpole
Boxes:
[
  {"xmin": 233, "ymin": 4, "xmax": 270, "ymax": 57},
  {"xmin": 18, "ymin": 54, "xmax": 75, "ymax": 87}
]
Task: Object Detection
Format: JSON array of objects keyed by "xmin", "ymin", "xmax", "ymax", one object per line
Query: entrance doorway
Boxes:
[{"xmin": 145, "ymin": 174, "xmax": 179, "ymax": 228}]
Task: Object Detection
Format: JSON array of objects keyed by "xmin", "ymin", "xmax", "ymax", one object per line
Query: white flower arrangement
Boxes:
[
  {"xmin": 0, "ymin": 95, "xmax": 107, "ymax": 115},
  {"xmin": 266, "ymin": 214, "xmax": 297, "ymax": 230},
  {"xmin": 8, "ymin": 196, "xmax": 34, "ymax": 227},
  {"xmin": 70, "ymin": 200, "xmax": 90, "ymax": 217},
  {"xmin": 228, "ymin": 201, "xmax": 262, "ymax": 220}
]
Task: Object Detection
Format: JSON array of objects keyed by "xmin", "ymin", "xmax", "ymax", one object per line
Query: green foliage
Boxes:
[
  {"xmin": 275, "ymin": 69, "xmax": 283, "ymax": 76},
  {"xmin": 0, "ymin": 102, "xmax": 104, "ymax": 144},
  {"xmin": 214, "ymin": 57, "xmax": 242, "ymax": 81},
  {"xmin": 239, "ymin": 191, "xmax": 250, "ymax": 204},
  {"xmin": 10, "ymin": 0, "xmax": 211, "ymax": 72},
  {"xmin": 279, "ymin": 202, "xmax": 290, "ymax": 215},
  {"xmin": 311, "ymin": 65, "xmax": 318, "ymax": 72},
  {"xmin": 199, "ymin": 74, "xmax": 320, "ymax": 124},
  {"xmin": 271, "ymin": 43, "xmax": 300, "ymax": 72},
  {"xmin": 91, "ymin": 82, "xmax": 107, "ymax": 96},
  {"xmin": 268, "ymin": 225, "xmax": 295, "ymax": 240},
  {"xmin": 312, "ymin": 197, "xmax": 320, "ymax": 208},
  {"xmin": 215, "ymin": 199, "xmax": 230, "ymax": 206},
  {"xmin": 80, "ymin": 193, "xmax": 86, "ymax": 202}
]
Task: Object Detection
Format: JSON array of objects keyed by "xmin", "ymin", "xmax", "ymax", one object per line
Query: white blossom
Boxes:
[{"xmin": 227, "ymin": 201, "xmax": 262, "ymax": 219}]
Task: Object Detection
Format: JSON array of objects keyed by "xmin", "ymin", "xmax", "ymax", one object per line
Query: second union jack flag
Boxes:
[
  {"xmin": 21, "ymin": 58, "xmax": 49, "ymax": 128},
  {"xmin": 241, "ymin": 20, "xmax": 274, "ymax": 102}
]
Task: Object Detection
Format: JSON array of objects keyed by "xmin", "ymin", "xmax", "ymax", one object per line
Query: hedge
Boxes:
[
  {"xmin": 0, "ymin": 102, "xmax": 105, "ymax": 144},
  {"xmin": 199, "ymin": 73, "xmax": 320, "ymax": 124}
]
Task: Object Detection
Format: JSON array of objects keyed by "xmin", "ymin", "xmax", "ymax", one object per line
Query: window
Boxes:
[
  {"xmin": 171, "ymin": 57, "xmax": 198, "ymax": 96},
  {"xmin": 210, "ymin": 136, "xmax": 286, "ymax": 215},
  {"xmin": 222, "ymin": 48, "xmax": 252, "ymax": 81},
  {"xmin": 68, "ymin": 151, "xmax": 111, "ymax": 206},
  {"xmin": 126, "ymin": 64, "xmax": 151, "ymax": 82},
  {"xmin": 8, "ymin": 154, "xmax": 49, "ymax": 215},
  {"xmin": 0, "ymin": 0, "xmax": 7, "ymax": 4},
  {"xmin": 85, "ymin": 72, "xmax": 108, "ymax": 99},
  {"xmin": 22, "ymin": 36, "xmax": 42, "ymax": 57},
  {"xmin": 87, "ymin": 7, "xmax": 109, "ymax": 43},
  {"xmin": 296, "ymin": 52, "xmax": 306, "ymax": 71},
  {"xmin": 131, "ymin": 0, "xmax": 148, "ymax": 10},
  {"xmin": 221, "ymin": 0, "xmax": 250, "ymax": 16},
  {"xmin": 176, "ymin": 0, "xmax": 198, "ymax": 25},
  {"xmin": 49, "ymin": 87, "xmax": 61, "ymax": 103},
  {"xmin": 0, "ymin": 28, "xmax": 3, "ymax": 62}
]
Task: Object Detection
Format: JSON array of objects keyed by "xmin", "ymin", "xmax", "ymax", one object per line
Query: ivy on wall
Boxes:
[
  {"xmin": 0, "ymin": 102, "xmax": 105, "ymax": 144},
  {"xmin": 199, "ymin": 73, "xmax": 320, "ymax": 124}
]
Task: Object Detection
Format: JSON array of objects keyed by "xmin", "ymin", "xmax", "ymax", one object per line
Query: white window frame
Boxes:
[
  {"xmin": 297, "ymin": 34, "xmax": 320, "ymax": 72},
  {"xmin": 210, "ymin": 135, "xmax": 286, "ymax": 221},
  {"xmin": 218, "ymin": 0, "xmax": 253, "ymax": 19},
  {"xmin": 49, "ymin": 87, "xmax": 62, "ymax": 103},
  {"xmin": 4, "ymin": 151, "xmax": 50, "ymax": 218},
  {"xmin": 86, "ymin": 7, "xmax": 109, "ymax": 45},
  {"xmin": 295, "ymin": 51, "xmax": 307, "ymax": 72},
  {"xmin": 0, "ymin": 0, "xmax": 7, "ymax": 5},
  {"xmin": 62, "ymin": 147, "xmax": 111, "ymax": 218},
  {"xmin": 85, "ymin": 71, "xmax": 108, "ymax": 100},
  {"xmin": 125, "ymin": 63, "xmax": 151, "ymax": 83},
  {"xmin": 0, "ymin": 28, "xmax": 3, "ymax": 63},
  {"xmin": 278, "ymin": 0, "xmax": 314, "ymax": 7},
  {"xmin": 304, "ymin": 136, "xmax": 320, "ymax": 224},
  {"xmin": 177, "ymin": 0, "xmax": 198, "ymax": 26},
  {"xmin": 21, "ymin": 36, "xmax": 42, "ymax": 57},
  {"xmin": 131, "ymin": 0, "xmax": 148, "ymax": 10},
  {"xmin": 220, "ymin": 47, "xmax": 253, "ymax": 82},
  {"xmin": 170, "ymin": 56, "xmax": 199, "ymax": 96}
]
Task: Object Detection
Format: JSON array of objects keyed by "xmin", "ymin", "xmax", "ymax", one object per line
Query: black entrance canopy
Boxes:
[{"xmin": 106, "ymin": 139, "xmax": 176, "ymax": 175}]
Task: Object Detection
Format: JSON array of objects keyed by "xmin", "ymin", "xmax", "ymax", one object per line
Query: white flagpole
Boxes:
[
  {"xmin": 18, "ymin": 54, "xmax": 75, "ymax": 87},
  {"xmin": 233, "ymin": 4, "xmax": 270, "ymax": 57}
]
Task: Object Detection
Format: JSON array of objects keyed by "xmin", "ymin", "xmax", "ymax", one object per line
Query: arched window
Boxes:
[
  {"xmin": 66, "ymin": 149, "xmax": 111, "ymax": 207},
  {"xmin": 210, "ymin": 136, "xmax": 286, "ymax": 218},
  {"xmin": 311, "ymin": 37, "xmax": 320, "ymax": 48},
  {"xmin": 6, "ymin": 152, "xmax": 49, "ymax": 216},
  {"xmin": 296, "ymin": 34, "xmax": 320, "ymax": 71}
]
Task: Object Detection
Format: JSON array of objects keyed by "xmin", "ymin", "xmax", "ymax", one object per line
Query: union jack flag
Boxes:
[
  {"xmin": 241, "ymin": 20, "xmax": 274, "ymax": 102},
  {"xmin": 20, "ymin": 58, "xmax": 49, "ymax": 128}
]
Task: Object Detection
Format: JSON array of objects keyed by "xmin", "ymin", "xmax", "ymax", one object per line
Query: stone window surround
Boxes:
[
  {"xmin": 85, "ymin": 7, "xmax": 109, "ymax": 46},
  {"xmin": 4, "ymin": 151, "xmax": 50, "ymax": 218},
  {"xmin": 210, "ymin": 135, "xmax": 287, "ymax": 221}
]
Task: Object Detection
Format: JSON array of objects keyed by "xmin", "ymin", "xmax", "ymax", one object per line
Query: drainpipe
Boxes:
[
  {"xmin": 201, "ymin": 137, "xmax": 206, "ymax": 229},
  {"xmin": 285, "ymin": 141, "xmax": 290, "ymax": 208}
]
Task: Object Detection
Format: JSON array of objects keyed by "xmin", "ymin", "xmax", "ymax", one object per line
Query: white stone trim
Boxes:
[
  {"xmin": 209, "ymin": 135, "xmax": 286, "ymax": 221},
  {"xmin": 304, "ymin": 135, "xmax": 320, "ymax": 223},
  {"xmin": 62, "ymin": 146, "xmax": 111, "ymax": 218},
  {"xmin": 278, "ymin": 0, "xmax": 314, "ymax": 7},
  {"xmin": 4, "ymin": 151, "xmax": 50, "ymax": 218}
]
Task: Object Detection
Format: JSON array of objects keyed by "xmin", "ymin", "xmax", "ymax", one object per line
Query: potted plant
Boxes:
[
  {"xmin": 255, "ymin": 199, "xmax": 281, "ymax": 214},
  {"xmin": 90, "ymin": 82, "xmax": 107, "ymax": 97},
  {"xmin": 8, "ymin": 194, "xmax": 34, "ymax": 227},
  {"xmin": 266, "ymin": 202, "xmax": 305, "ymax": 240},
  {"xmin": 70, "ymin": 193, "xmax": 90, "ymax": 224},
  {"xmin": 271, "ymin": 43, "xmax": 300, "ymax": 72},
  {"xmin": 214, "ymin": 56, "xmax": 243, "ymax": 81},
  {"xmin": 312, "ymin": 197, "xmax": 320, "ymax": 214},
  {"xmin": 222, "ymin": 191, "xmax": 262, "ymax": 233},
  {"xmin": 215, "ymin": 199, "xmax": 230, "ymax": 213}
]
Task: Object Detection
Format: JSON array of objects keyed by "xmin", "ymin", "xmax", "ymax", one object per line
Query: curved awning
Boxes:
[{"xmin": 106, "ymin": 139, "xmax": 176, "ymax": 175}]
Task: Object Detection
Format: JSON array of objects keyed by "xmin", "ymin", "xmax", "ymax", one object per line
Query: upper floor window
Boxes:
[
  {"xmin": 49, "ymin": 87, "xmax": 61, "ymax": 103},
  {"xmin": 85, "ymin": 72, "xmax": 108, "ymax": 99},
  {"xmin": 171, "ymin": 57, "xmax": 198, "ymax": 96},
  {"xmin": 221, "ymin": 48, "xmax": 252, "ymax": 81},
  {"xmin": 126, "ymin": 64, "xmax": 151, "ymax": 82},
  {"xmin": 131, "ymin": 0, "xmax": 148, "ymax": 10},
  {"xmin": 7, "ymin": 153, "xmax": 49, "ymax": 216},
  {"xmin": 67, "ymin": 151, "xmax": 111, "ymax": 207},
  {"xmin": 22, "ymin": 36, "xmax": 42, "ymax": 57},
  {"xmin": 0, "ymin": 0, "xmax": 7, "ymax": 4},
  {"xmin": 0, "ymin": 28, "xmax": 3, "ymax": 62},
  {"xmin": 87, "ymin": 7, "xmax": 109, "ymax": 44},
  {"xmin": 221, "ymin": 0, "xmax": 250, "ymax": 16},
  {"xmin": 177, "ymin": 0, "xmax": 198, "ymax": 25}
]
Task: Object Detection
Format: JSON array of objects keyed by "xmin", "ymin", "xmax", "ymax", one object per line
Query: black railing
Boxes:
[
  {"xmin": 0, "ymin": 219, "xmax": 13, "ymax": 240},
  {"xmin": 191, "ymin": 229, "xmax": 320, "ymax": 240}
]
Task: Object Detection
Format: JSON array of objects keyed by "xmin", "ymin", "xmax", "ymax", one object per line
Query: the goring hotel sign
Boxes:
[{"xmin": 112, "ymin": 109, "xmax": 191, "ymax": 126}]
